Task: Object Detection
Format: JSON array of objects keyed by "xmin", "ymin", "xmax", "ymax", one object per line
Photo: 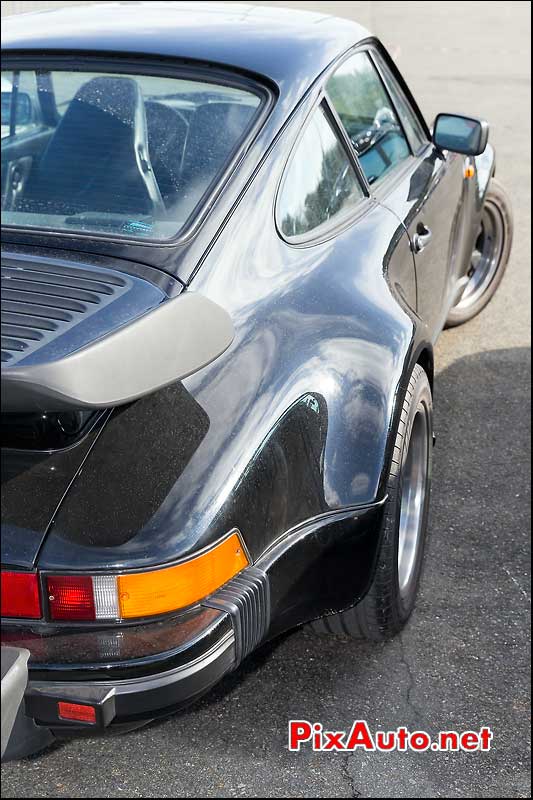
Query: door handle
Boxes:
[{"xmin": 413, "ymin": 224, "xmax": 432, "ymax": 254}]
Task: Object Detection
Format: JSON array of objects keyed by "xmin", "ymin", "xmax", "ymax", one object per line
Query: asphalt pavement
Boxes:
[{"xmin": 1, "ymin": 1, "xmax": 531, "ymax": 797}]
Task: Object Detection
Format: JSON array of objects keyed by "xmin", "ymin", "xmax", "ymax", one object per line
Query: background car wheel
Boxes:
[
  {"xmin": 446, "ymin": 178, "xmax": 513, "ymax": 327},
  {"xmin": 311, "ymin": 364, "xmax": 433, "ymax": 641}
]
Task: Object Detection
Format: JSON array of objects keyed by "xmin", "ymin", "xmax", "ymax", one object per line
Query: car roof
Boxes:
[{"xmin": 1, "ymin": 2, "xmax": 371, "ymax": 96}]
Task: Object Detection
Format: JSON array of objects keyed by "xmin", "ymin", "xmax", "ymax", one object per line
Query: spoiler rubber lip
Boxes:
[{"xmin": 1, "ymin": 292, "xmax": 234, "ymax": 412}]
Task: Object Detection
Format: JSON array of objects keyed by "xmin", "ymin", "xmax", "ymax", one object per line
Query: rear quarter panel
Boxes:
[{"xmin": 39, "ymin": 106, "xmax": 423, "ymax": 584}]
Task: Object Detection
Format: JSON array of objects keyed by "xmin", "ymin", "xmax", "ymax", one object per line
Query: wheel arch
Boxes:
[{"xmin": 415, "ymin": 344, "xmax": 434, "ymax": 393}]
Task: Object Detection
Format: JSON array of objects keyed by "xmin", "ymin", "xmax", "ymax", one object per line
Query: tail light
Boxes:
[
  {"xmin": 35, "ymin": 531, "xmax": 247, "ymax": 622},
  {"xmin": 0, "ymin": 571, "xmax": 41, "ymax": 618},
  {"xmin": 47, "ymin": 576, "xmax": 96, "ymax": 621}
]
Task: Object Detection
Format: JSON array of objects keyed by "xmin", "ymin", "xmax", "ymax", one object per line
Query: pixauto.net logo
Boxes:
[{"xmin": 288, "ymin": 720, "xmax": 493, "ymax": 753}]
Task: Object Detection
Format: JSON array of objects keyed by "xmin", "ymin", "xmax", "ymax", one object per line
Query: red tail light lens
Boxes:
[
  {"xmin": 0, "ymin": 571, "xmax": 41, "ymax": 618},
  {"xmin": 58, "ymin": 702, "xmax": 96, "ymax": 724},
  {"xmin": 47, "ymin": 576, "xmax": 95, "ymax": 621}
]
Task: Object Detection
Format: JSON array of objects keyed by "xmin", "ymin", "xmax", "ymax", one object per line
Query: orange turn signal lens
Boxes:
[{"xmin": 117, "ymin": 532, "xmax": 249, "ymax": 619}]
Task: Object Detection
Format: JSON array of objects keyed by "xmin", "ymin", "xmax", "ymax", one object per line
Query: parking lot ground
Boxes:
[{"xmin": 1, "ymin": 1, "xmax": 531, "ymax": 797}]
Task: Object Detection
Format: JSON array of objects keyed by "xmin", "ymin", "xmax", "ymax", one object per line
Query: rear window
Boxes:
[{"xmin": 1, "ymin": 69, "xmax": 262, "ymax": 240}]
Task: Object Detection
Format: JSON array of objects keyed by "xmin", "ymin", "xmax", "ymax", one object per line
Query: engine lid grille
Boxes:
[{"xmin": 1, "ymin": 255, "xmax": 162, "ymax": 368}]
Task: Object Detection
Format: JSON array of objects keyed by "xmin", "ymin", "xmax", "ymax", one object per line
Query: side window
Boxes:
[
  {"xmin": 1, "ymin": 71, "xmax": 43, "ymax": 138},
  {"xmin": 327, "ymin": 52, "xmax": 411, "ymax": 186},
  {"xmin": 372, "ymin": 53, "xmax": 428, "ymax": 154},
  {"xmin": 278, "ymin": 106, "xmax": 364, "ymax": 239}
]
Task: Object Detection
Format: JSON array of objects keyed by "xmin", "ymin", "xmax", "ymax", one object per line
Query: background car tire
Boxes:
[
  {"xmin": 445, "ymin": 178, "xmax": 513, "ymax": 327},
  {"xmin": 311, "ymin": 364, "xmax": 433, "ymax": 641}
]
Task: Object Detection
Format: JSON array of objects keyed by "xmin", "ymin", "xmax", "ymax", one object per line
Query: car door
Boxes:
[{"xmin": 326, "ymin": 46, "xmax": 464, "ymax": 337}]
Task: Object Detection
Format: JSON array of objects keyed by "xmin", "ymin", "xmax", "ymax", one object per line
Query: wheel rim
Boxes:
[
  {"xmin": 397, "ymin": 407, "xmax": 429, "ymax": 600},
  {"xmin": 454, "ymin": 202, "xmax": 505, "ymax": 312}
]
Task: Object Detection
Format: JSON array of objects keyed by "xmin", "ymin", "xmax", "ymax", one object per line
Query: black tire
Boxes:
[
  {"xmin": 446, "ymin": 178, "xmax": 513, "ymax": 327},
  {"xmin": 311, "ymin": 364, "xmax": 433, "ymax": 641}
]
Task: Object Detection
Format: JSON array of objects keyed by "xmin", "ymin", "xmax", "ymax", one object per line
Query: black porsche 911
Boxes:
[{"xmin": 0, "ymin": 3, "xmax": 512, "ymax": 760}]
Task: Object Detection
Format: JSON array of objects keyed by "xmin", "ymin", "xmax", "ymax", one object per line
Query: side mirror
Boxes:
[
  {"xmin": 1, "ymin": 91, "xmax": 33, "ymax": 128},
  {"xmin": 432, "ymin": 113, "xmax": 489, "ymax": 156}
]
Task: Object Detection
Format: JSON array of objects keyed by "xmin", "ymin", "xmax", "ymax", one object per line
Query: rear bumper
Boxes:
[
  {"xmin": 25, "ymin": 628, "xmax": 235, "ymax": 731},
  {"xmin": 1, "ymin": 616, "xmax": 235, "ymax": 760}
]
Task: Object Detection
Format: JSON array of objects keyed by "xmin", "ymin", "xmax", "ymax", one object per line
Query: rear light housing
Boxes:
[
  {"xmin": 47, "ymin": 575, "xmax": 120, "ymax": 621},
  {"xmin": 1, "ymin": 531, "xmax": 248, "ymax": 623}
]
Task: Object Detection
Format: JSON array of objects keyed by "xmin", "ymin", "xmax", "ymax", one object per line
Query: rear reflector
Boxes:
[
  {"xmin": 47, "ymin": 575, "xmax": 95, "ymax": 621},
  {"xmin": 0, "ymin": 571, "xmax": 41, "ymax": 618},
  {"xmin": 58, "ymin": 701, "xmax": 96, "ymax": 724}
]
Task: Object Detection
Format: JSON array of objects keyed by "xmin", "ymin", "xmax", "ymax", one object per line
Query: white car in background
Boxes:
[
  {"xmin": 1, "ymin": 75, "xmax": 36, "ymax": 139},
  {"xmin": 1, "ymin": 75, "xmax": 13, "ymax": 138}
]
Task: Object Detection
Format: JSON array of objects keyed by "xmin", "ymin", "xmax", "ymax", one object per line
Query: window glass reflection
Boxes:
[{"xmin": 279, "ymin": 107, "xmax": 364, "ymax": 238}]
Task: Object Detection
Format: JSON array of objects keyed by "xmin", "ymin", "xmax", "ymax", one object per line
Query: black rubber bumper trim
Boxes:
[{"xmin": 202, "ymin": 566, "xmax": 270, "ymax": 663}]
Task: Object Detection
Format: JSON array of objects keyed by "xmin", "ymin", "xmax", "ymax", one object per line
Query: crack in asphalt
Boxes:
[
  {"xmin": 340, "ymin": 754, "xmax": 362, "ymax": 798},
  {"xmin": 337, "ymin": 635, "xmax": 427, "ymax": 799},
  {"xmin": 398, "ymin": 632, "xmax": 427, "ymax": 728}
]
